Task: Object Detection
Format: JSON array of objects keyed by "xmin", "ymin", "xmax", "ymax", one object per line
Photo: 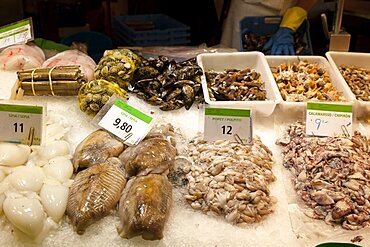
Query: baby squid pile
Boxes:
[
  {"xmin": 184, "ymin": 137, "xmax": 276, "ymax": 225},
  {"xmin": 271, "ymin": 60, "xmax": 345, "ymax": 102},
  {"xmin": 0, "ymin": 113, "xmax": 73, "ymax": 242},
  {"xmin": 277, "ymin": 122, "xmax": 370, "ymax": 230}
]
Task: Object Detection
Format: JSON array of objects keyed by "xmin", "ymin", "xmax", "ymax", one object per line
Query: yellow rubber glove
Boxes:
[{"xmin": 280, "ymin": 6, "xmax": 308, "ymax": 32}]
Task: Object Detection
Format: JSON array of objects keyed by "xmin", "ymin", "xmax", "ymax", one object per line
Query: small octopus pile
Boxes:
[{"xmin": 277, "ymin": 122, "xmax": 370, "ymax": 230}]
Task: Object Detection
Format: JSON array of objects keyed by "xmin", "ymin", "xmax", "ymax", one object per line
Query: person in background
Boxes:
[{"xmin": 221, "ymin": 0, "xmax": 318, "ymax": 54}]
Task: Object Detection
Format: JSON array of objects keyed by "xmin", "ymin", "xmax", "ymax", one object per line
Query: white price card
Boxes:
[
  {"xmin": 0, "ymin": 18, "xmax": 33, "ymax": 49},
  {"xmin": 98, "ymin": 99, "xmax": 153, "ymax": 146},
  {"xmin": 306, "ymin": 102, "xmax": 352, "ymax": 137},
  {"xmin": 0, "ymin": 102, "xmax": 44, "ymax": 145},
  {"xmin": 204, "ymin": 107, "xmax": 252, "ymax": 144}
]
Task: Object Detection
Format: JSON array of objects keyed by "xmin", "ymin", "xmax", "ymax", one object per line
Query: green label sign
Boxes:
[
  {"xmin": 0, "ymin": 102, "xmax": 44, "ymax": 145},
  {"xmin": 0, "ymin": 18, "xmax": 33, "ymax": 49},
  {"xmin": 306, "ymin": 102, "xmax": 352, "ymax": 137},
  {"xmin": 99, "ymin": 100, "xmax": 153, "ymax": 145},
  {"xmin": 204, "ymin": 107, "xmax": 252, "ymax": 144}
]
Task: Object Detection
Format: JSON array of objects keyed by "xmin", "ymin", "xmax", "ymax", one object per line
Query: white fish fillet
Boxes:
[
  {"xmin": 42, "ymin": 49, "xmax": 96, "ymax": 81},
  {"xmin": 0, "ymin": 44, "xmax": 45, "ymax": 70}
]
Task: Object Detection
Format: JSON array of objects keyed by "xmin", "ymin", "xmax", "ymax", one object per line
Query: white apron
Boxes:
[{"xmin": 220, "ymin": 0, "xmax": 297, "ymax": 50}]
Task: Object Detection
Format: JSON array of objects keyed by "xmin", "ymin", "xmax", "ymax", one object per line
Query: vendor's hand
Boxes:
[{"xmin": 263, "ymin": 27, "xmax": 295, "ymax": 55}]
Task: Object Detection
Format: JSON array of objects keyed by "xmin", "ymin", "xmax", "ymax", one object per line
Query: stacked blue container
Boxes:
[{"xmin": 113, "ymin": 14, "xmax": 191, "ymax": 46}]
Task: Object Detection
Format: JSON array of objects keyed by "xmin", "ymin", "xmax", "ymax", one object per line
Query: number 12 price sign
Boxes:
[
  {"xmin": 306, "ymin": 102, "xmax": 353, "ymax": 137},
  {"xmin": 98, "ymin": 99, "xmax": 153, "ymax": 146},
  {"xmin": 204, "ymin": 107, "xmax": 252, "ymax": 144}
]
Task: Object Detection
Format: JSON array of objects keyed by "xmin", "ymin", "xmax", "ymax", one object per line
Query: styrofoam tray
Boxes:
[
  {"xmin": 196, "ymin": 52, "xmax": 281, "ymax": 116},
  {"xmin": 265, "ymin": 55, "xmax": 355, "ymax": 116},
  {"xmin": 326, "ymin": 51, "xmax": 370, "ymax": 119}
]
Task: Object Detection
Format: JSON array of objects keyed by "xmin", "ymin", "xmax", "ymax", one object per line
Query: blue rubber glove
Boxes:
[{"xmin": 263, "ymin": 27, "xmax": 295, "ymax": 55}]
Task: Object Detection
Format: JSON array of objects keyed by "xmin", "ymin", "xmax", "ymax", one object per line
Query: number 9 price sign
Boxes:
[
  {"xmin": 98, "ymin": 99, "xmax": 153, "ymax": 145},
  {"xmin": 203, "ymin": 107, "xmax": 252, "ymax": 144},
  {"xmin": 306, "ymin": 102, "xmax": 353, "ymax": 137}
]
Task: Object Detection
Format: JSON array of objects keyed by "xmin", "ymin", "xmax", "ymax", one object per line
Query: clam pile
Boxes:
[
  {"xmin": 338, "ymin": 65, "xmax": 370, "ymax": 101},
  {"xmin": 205, "ymin": 68, "xmax": 267, "ymax": 101},
  {"xmin": 77, "ymin": 79, "xmax": 128, "ymax": 116},
  {"xmin": 130, "ymin": 56, "xmax": 203, "ymax": 111},
  {"xmin": 271, "ymin": 60, "xmax": 345, "ymax": 102},
  {"xmin": 277, "ymin": 122, "xmax": 370, "ymax": 230},
  {"xmin": 184, "ymin": 137, "xmax": 276, "ymax": 225},
  {"xmin": 94, "ymin": 49, "xmax": 141, "ymax": 90}
]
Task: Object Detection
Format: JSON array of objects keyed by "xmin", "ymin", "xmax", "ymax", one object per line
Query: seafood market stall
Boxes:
[{"xmin": 1, "ymin": 41, "xmax": 370, "ymax": 247}]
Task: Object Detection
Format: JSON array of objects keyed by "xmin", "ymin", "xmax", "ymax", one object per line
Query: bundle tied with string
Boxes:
[{"xmin": 17, "ymin": 65, "xmax": 87, "ymax": 96}]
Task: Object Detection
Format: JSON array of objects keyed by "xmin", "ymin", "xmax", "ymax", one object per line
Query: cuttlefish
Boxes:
[
  {"xmin": 73, "ymin": 129, "xmax": 125, "ymax": 170},
  {"xmin": 117, "ymin": 174, "xmax": 172, "ymax": 240},
  {"xmin": 67, "ymin": 157, "xmax": 126, "ymax": 234}
]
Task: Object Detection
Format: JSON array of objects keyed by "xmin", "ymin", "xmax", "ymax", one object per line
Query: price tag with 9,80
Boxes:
[
  {"xmin": 98, "ymin": 99, "xmax": 153, "ymax": 146},
  {"xmin": 306, "ymin": 102, "xmax": 353, "ymax": 137},
  {"xmin": 0, "ymin": 102, "xmax": 44, "ymax": 145},
  {"xmin": 203, "ymin": 107, "xmax": 252, "ymax": 144}
]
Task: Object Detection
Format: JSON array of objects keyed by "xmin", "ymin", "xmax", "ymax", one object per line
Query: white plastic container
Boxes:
[
  {"xmin": 265, "ymin": 55, "xmax": 355, "ymax": 116},
  {"xmin": 326, "ymin": 51, "xmax": 370, "ymax": 119},
  {"xmin": 197, "ymin": 52, "xmax": 281, "ymax": 117}
]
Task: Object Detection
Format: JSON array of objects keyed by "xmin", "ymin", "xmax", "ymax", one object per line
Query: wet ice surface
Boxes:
[
  {"xmin": 0, "ymin": 71, "xmax": 17, "ymax": 99},
  {"xmin": 0, "ymin": 95, "xmax": 368, "ymax": 247}
]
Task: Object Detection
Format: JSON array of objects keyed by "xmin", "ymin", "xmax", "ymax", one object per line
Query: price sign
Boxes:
[
  {"xmin": 98, "ymin": 99, "xmax": 153, "ymax": 145},
  {"xmin": 306, "ymin": 102, "xmax": 352, "ymax": 137},
  {"xmin": 204, "ymin": 107, "xmax": 252, "ymax": 144},
  {"xmin": 0, "ymin": 102, "xmax": 44, "ymax": 145},
  {"xmin": 0, "ymin": 18, "xmax": 33, "ymax": 49}
]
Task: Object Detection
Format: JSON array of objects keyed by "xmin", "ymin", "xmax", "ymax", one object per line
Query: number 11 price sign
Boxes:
[
  {"xmin": 306, "ymin": 102, "xmax": 353, "ymax": 137},
  {"xmin": 204, "ymin": 107, "xmax": 252, "ymax": 144},
  {"xmin": 0, "ymin": 102, "xmax": 44, "ymax": 145}
]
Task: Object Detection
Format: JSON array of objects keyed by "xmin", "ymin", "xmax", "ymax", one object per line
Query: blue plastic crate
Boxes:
[
  {"xmin": 113, "ymin": 14, "xmax": 190, "ymax": 46},
  {"xmin": 240, "ymin": 16, "xmax": 313, "ymax": 55}
]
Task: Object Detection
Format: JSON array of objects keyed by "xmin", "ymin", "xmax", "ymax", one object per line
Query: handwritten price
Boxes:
[{"xmin": 312, "ymin": 118, "xmax": 328, "ymax": 130}]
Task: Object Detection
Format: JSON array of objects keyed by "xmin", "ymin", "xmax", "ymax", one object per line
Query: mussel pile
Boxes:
[
  {"xmin": 205, "ymin": 68, "xmax": 267, "ymax": 101},
  {"xmin": 277, "ymin": 122, "xmax": 370, "ymax": 230},
  {"xmin": 271, "ymin": 60, "xmax": 345, "ymax": 102},
  {"xmin": 242, "ymin": 32, "xmax": 308, "ymax": 55},
  {"xmin": 130, "ymin": 56, "xmax": 203, "ymax": 111}
]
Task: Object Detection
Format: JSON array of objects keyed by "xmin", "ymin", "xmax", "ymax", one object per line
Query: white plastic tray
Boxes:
[
  {"xmin": 265, "ymin": 55, "xmax": 355, "ymax": 116},
  {"xmin": 326, "ymin": 51, "xmax": 370, "ymax": 118},
  {"xmin": 197, "ymin": 52, "xmax": 281, "ymax": 117}
]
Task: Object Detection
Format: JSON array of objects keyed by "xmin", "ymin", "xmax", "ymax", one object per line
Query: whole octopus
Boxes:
[
  {"xmin": 184, "ymin": 137, "xmax": 276, "ymax": 225},
  {"xmin": 277, "ymin": 122, "xmax": 370, "ymax": 230}
]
